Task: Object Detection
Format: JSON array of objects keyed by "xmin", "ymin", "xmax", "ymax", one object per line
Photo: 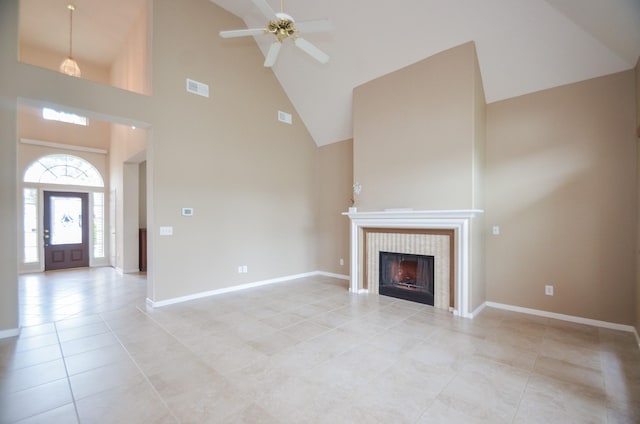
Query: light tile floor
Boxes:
[{"xmin": 1, "ymin": 268, "xmax": 639, "ymax": 423}]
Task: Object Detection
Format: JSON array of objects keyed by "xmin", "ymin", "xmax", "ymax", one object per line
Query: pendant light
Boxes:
[{"xmin": 59, "ymin": 4, "xmax": 81, "ymax": 77}]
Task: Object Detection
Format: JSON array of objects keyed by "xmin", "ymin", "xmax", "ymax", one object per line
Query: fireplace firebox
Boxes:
[{"xmin": 379, "ymin": 251, "xmax": 434, "ymax": 305}]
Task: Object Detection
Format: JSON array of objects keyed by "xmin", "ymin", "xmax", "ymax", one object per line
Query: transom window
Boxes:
[{"xmin": 24, "ymin": 154, "xmax": 104, "ymax": 187}]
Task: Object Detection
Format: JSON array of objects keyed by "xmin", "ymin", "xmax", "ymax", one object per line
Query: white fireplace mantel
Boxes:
[{"xmin": 343, "ymin": 209, "xmax": 483, "ymax": 318}]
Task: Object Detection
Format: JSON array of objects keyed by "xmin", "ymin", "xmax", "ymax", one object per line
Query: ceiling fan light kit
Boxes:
[
  {"xmin": 220, "ymin": 0, "xmax": 331, "ymax": 67},
  {"xmin": 268, "ymin": 13, "xmax": 296, "ymax": 42}
]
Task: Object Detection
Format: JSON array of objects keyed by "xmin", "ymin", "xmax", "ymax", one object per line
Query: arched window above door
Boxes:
[{"xmin": 24, "ymin": 154, "xmax": 104, "ymax": 187}]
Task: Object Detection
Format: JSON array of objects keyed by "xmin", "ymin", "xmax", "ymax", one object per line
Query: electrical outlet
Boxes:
[
  {"xmin": 545, "ymin": 285, "xmax": 554, "ymax": 296},
  {"xmin": 339, "ymin": 258, "xmax": 344, "ymax": 266}
]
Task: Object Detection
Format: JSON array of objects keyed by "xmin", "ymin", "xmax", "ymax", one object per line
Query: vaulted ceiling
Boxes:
[
  {"xmin": 212, "ymin": 0, "xmax": 640, "ymax": 146},
  {"xmin": 18, "ymin": 0, "xmax": 640, "ymax": 146}
]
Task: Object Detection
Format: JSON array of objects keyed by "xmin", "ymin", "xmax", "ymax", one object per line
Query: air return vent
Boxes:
[{"xmin": 186, "ymin": 78, "xmax": 209, "ymax": 98}]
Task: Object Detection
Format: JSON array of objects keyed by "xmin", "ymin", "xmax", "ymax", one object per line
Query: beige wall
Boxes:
[
  {"xmin": 317, "ymin": 139, "xmax": 353, "ymax": 275},
  {"xmin": 486, "ymin": 70, "xmax": 637, "ymax": 325},
  {"xmin": 353, "ymin": 42, "xmax": 482, "ymax": 211},
  {"xmin": 471, "ymin": 51, "xmax": 487, "ymax": 311},
  {"xmin": 110, "ymin": 0, "xmax": 152, "ymax": 95},
  {"xmin": 146, "ymin": 0, "xmax": 318, "ymax": 301},
  {"xmin": 636, "ymin": 58, "xmax": 640, "ymax": 334},
  {"xmin": 0, "ymin": 0, "xmax": 20, "ymax": 335}
]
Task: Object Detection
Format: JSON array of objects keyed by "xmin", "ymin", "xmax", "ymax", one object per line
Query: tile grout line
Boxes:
[
  {"xmin": 52, "ymin": 320, "xmax": 82, "ymax": 424},
  {"xmin": 97, "ymin": 310, "xmax": 182, "ymax": 424},
  {"xmin": 510, "ymin": 368, "xmax": 534, "ymax": 423},
  {"xmin": 510, "ymin": 317, "xmax": 542, "ymax": 423}
]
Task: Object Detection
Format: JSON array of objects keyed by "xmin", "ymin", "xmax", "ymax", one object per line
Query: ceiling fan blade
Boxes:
[
  {"xmin": 252, "ymin": 0, "xmax": 278, "ymax": 21},
  {"xmin": 220, "ymin": 28, "xmax": 266, "ymax": 38},
  {"xmin": 295, "ymin": 19, "xmax": 333, "ymax": 33},
  {"xmin": 294, "ymin": 37, "xmax": 329, "ymax": 64},
  {"xmin": 264, "ymin": 42, "xmax": 282, "ymax": 67}
]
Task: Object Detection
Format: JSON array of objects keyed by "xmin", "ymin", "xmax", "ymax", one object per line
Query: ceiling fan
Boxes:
[{"xmin": 219, "ymin": 0, "xmax": 331, "ymax": 67}]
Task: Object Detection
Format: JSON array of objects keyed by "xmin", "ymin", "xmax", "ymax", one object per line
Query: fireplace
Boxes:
[
  {"xmin": 379, "ymin": 251, "xmax": 434, "ymax": 305},
  {"xmin": 344, "ymin": 209, "xmax": 484, "ymax": 317}
]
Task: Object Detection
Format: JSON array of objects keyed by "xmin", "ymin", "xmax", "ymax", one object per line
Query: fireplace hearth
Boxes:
[{"xmin": 379, "ymin": 251, "xmax": 434, "ymax": 305}]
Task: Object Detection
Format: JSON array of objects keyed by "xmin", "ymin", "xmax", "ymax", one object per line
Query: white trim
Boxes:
[
  {"xmin": 469, "ymin": 301, "xmax": 487, "ymax": 318},
  {"xmin": 20, "ymin": 138, "xmax": 108, "ymax": 155},
  {"xmin": 317, "ymin": 271, "xmax": 349, "ymax": 280},
  {"xmin": 0, "ymin": 328, "xmax": 20, "ymax": 339},
  {"xmin": 485, "ymin": 301, "xmax": 637, "ymax": 333},
  {"xmin": 343, "ymin": 209, "xmax": 483, "ymax": 220},
  {"xmin": 148, "ymin": 271, "xmax": 321, "ymax": 308}
]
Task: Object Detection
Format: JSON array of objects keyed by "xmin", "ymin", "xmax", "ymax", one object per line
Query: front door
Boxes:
[{"xmin": 44, "ymin": 191, "xmax": 89, "ymax": 270}]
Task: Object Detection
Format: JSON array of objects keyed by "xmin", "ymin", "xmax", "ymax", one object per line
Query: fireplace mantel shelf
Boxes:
[{"xmin": 342, "ymin": 209, "xmax": 484, "ymax": 220}]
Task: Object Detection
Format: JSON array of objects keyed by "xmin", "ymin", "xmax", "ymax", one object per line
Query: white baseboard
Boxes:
[
  {"xmin": 349, "ymin": 288, "xmax": 369, "ymax": 294},
  {"xmin": 147, "ymin": 271, "xmax": 347, "ymax": 308},
  {"xmin": 469, "ymin": 302, "xmax": 488, "ymax": 318},
  {"xmin": 316, "ymin": 271, "xmax": 349, "ymax": 280},
  {"xmin": 485, "ymin": 301, "xmax": 637, "ymax": 333},
  {"xmin": 0, "ymin": 327, "xmax": 20, "ymax": 339}
]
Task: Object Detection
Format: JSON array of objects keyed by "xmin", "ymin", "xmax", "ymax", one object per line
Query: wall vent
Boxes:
[
  {"xmin": 186, "ymin": 78, "xmax": 209, "ymax": 98},
  {"xmin": 278, "ymin": 110, "xmax": 292, "ymax": 125}
]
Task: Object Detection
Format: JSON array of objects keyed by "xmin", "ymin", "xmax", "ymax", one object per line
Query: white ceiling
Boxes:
[{"xmin": 18, "ymin": 0, "xmax": 640, "ymax": 146}]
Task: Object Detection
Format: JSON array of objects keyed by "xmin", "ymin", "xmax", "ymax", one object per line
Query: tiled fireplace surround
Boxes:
[{"xmin": 345, "ymin": 209, "xmax": 483, "ymax": 318}]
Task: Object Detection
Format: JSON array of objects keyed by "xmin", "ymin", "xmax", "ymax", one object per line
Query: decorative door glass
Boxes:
[{"xmin": 50, "ymin": 196, "xmax": 83, "ymax": 245}]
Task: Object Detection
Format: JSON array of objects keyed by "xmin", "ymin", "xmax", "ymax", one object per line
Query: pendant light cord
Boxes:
[{"xmin": 68, "ymin": 4, "xmax": 75, "ymax": 58}]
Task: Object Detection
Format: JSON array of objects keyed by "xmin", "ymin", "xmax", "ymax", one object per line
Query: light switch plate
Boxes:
[{"xmin": 160, "ymin": 226, "xmax": 173, "ymax": 236}]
